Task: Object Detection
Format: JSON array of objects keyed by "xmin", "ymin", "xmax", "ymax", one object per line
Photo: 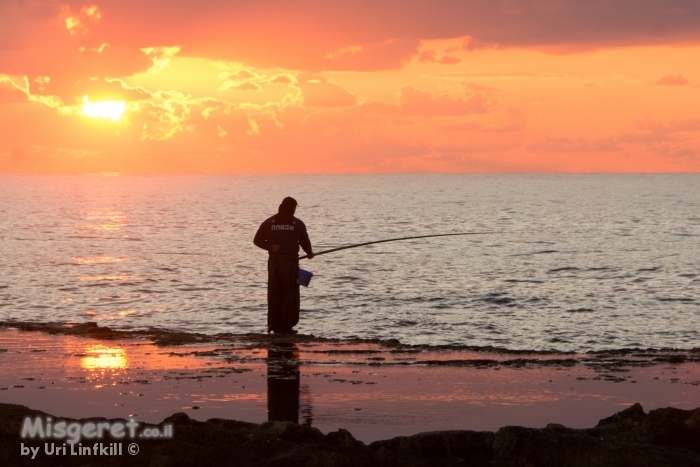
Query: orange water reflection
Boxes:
[
  {"xmin": 79, "ymin": 224, "xmax": 123, "ymax": 231},
  {"xmin": 80, "ymin": 345, "xmax": 128, "ymax": 370},
  {"xmin": 95, "ymin": 307, "xmax": 166, "ymax": 321},
  {"xmin": 77, "ymin": 274, "xmax": 143, "ymax": 281},
  {"xmin": 79, "ymin": 210, "xmax": 127, "ymax": 231},
  {"xmin": 73, "ymin": 256, "xmax": 129, "ymax": 265}
]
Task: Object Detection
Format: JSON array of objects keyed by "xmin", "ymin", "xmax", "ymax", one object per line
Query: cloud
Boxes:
[
  {"xmin": 635, "ymin": 117, "xmax": 700, "ymax": 133},
  {"xmin": 399, "ymin": 86, "xmax": 488, "ymax": 116},
  {"xmin": 269, "ymin": 74, "xmax": 295, "ymax": 85},
  {"xmin": 63, "ymin": 5, "xmax": 103, "ymax": 36},
  {"xmin": 667, "ymin": 118, "xmax": 700, "ymax": 132},
  {"xmin": 141, "ymin": 46, "xmax": 180, "ymax": 74},
  {"xmin": 217, "ymin": 68, "xmax": 266, "ymax": 91},
  {"xmin": 73, "ymin": 2, "xmax": 700, "ymax": 66},
  {"xmin": 0, "ymin": 1, "xmax": 150, "ymax": 79},
  {"xmin": 655, "ymin": 74, "xmax": 690, "ymax": 86},
  {"xmin": 418, "ymin": 50, "xmax": 461, "ymax": 65},
  {"xmin": 5, "ymin": 0, "xmax": 699, "ymax": 74},
  {"xmin": 221, "ymin": 70, "xmax": 257, "ymax": 81},
  {"xmin": 462, "ymin": 82, "xmax": 500, "ymax": 92},
  {"xmin": 0, "ymin": 78, "xmax": 30, "ymax": 103},
  {"xmin": 320, "ymin": 39, "xmax": 419, "ymax": 71},
  {"xmin": 668, "ymin": 146, "xmax": 697, "ymax": 159},
  {"xmin": 220, "ymin": 81, "xmax": 262, "ymax": 91},
  {"xmin": 439, "ymin": 108, "xmax": 526, "ymax": 132},
  {"xmin": 616, "ymin": 132, "xmax": 670, "ymax": 143},
  {"xmin": 297, "ymin": 74, "xmax": 357, "ymax": 107},
  {"xmin": 391, "ymin": 118, "xmax": 416, "ymax": 126},
  {"xmin": 528, "ymin": 137, "xmax": 621, "ymax": 153},
  {"xmin": 0, "ymin": 75, "xmax": 74, "ymax": 114}
]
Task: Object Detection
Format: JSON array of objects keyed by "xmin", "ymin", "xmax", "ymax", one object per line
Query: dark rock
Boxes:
[
  {"xmin": 494, "ymin": 423, "xmax": 699, "ymax": 467},
  {"xmin": 494, "ymin": 404, "xmax": 700, "ymax": 467},
  {"xmin": 0, "ymin": 403, "xmax": 377, "ymax": 467},
  {"xmin": 2, "ymin": 403, "xmax": 700, "ymax": 466},
  {"xmin": 370, "ymin": 430, "xmax": 494, "ymax": 466},
  {"xmin": 596, "ymin": 402, "xmax": 646, "ymax": 426},
  {"xmin": 592, "ymin": 404, "xmax": 700, "ymax": 454}
]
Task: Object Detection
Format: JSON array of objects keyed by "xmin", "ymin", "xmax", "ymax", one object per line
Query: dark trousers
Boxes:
[{"xmin": 267, "ymin": 255, "xmax": 300, "ymax": 332}]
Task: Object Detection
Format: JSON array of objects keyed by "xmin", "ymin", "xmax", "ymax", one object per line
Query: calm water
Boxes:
[{"xmin": 0, "ymin": 174, "xmax": 698, "ymax": 351}]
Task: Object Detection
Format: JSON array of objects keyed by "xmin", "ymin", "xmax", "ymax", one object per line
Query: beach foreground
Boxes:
[
  {"xmin": 1, "ymin": 321, "xmax": 699, "ymax": 465},
  {"xmin": 2, "ymin": 402, "xmax": 700, "ymax": 466}
]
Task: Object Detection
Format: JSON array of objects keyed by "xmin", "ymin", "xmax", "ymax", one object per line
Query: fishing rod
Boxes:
[{"xmin": 298, "ymin": 231, "xmax": 504, "ymax": 260}]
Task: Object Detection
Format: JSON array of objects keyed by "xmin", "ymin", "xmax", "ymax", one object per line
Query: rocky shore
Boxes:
[{"xmin": 2, "ymin": 402, "xmax": 699, "ymax": 467}]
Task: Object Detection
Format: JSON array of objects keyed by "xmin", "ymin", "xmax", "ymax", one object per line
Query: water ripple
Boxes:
[{"xmin": 1, "ymin": 174, "xmax": 699, "ymax": 352}]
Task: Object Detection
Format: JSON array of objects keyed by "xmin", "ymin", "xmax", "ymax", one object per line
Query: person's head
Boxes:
[{"xmin": 278, "ymin": 197, "xmax": 297, "ymax": 217}]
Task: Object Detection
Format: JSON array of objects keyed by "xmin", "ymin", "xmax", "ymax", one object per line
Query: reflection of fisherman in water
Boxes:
[{"xmin": 266, "ymin": 343, "xmax": 312, "ymax": 425}]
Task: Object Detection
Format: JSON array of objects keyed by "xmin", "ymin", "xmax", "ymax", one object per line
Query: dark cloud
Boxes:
[
  {"xmin": 655, "ymin": 74, "xmax": 690, "ymax": 86},
  {"xmin": 108, "ymin": 0, "xmax": 700, "ymax": 63},
  {"xmin": 5, "ymin": 0, "xmax": 696, "ymax": 74}
]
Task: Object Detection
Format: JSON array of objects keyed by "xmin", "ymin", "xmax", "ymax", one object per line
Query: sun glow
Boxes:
[{"xmin": 81, "ymin": 96, "xmax": 127, "ymax": 121}]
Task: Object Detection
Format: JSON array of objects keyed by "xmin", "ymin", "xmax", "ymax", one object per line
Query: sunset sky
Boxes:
[{"xmin": 1, "ymin": 0, "xmax": 700, "ymax": 173}]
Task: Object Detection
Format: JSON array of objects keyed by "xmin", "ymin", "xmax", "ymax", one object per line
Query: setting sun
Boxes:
[{"xmin": 81, "ymin": 96, "xmax": 127, "ymax": 121}]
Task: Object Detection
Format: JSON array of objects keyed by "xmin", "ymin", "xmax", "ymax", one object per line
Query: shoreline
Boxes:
[{"xmin": 2, "ymin": 320, "xmax": 699, "ymax": 357}]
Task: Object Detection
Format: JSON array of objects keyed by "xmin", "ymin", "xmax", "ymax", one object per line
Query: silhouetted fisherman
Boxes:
[{"xmin": 254, "ymin": 197, "xmax": 314, "ymax": 334}]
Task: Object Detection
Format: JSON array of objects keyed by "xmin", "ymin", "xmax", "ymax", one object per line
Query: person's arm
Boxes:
[
  {"xmin": 253, "ymin": 221, "xmax": 270, "ymax": 251},
  {"xmin": 299, "ymin": 223, "xmax": 314, "ymax": 259}
]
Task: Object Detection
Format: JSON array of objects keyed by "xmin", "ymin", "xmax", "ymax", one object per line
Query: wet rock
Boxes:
[
  {"xmin": 370, "ymin": 430, "xmax": 495, "ymax": 466},
  {"xmin": 592, "ymin": 403, "xmax": 700, "ymax": 454},
  {"xmin": 494, "ymin": 404, "xmax": 700, "ymax": 467},
  {"xmin": 494, "ymin": 423, "xmax": 699, "ymax": 467}
]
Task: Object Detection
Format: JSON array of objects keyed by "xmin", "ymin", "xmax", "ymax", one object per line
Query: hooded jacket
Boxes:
[{"xmin": 254, "ymin": 214, "xmax": 313, "ymax": 257}]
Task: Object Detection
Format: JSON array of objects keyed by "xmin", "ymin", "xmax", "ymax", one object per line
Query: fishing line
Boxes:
[
  {"xmin": 298, "ymin": 231, "xmax": 506, "ymax": 260},
  {"xmin": 299, "ymin": 225, "xmax": 646, "ymax": 260}
]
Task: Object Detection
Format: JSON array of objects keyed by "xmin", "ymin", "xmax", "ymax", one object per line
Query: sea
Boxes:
[{"xmin": 0, "ymin": 174, "xmax": 698, "ymax": 352}]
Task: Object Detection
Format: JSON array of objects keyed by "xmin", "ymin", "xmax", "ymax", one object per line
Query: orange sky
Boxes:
[{"xmin": 1, "ymin": 0, "xmax": 699, "ymax": 173}]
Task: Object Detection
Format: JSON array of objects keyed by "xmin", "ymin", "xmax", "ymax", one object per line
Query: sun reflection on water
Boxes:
[
  {"xmin": 80, "ymin": 345, "xmax": 128, "ymax": 370},
  {"xmin": 76, "ymin": 274, "xmax": 147, "ymax": 282},
  {"xmin": 79, "ymin": 210, "xmax": 127, "ymax": 231},
  {"xmin": 73, "ymin": 256, "xmax": 129, "ymax": 265}
]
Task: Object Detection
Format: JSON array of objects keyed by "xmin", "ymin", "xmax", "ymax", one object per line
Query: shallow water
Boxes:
[
  {"xmin": 0, "ymin": 174, "xmax": 698, "ymax": 351},
  {"xmin": 1, "ymin": 329, "xmax": 698, "ymax": 442}
]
